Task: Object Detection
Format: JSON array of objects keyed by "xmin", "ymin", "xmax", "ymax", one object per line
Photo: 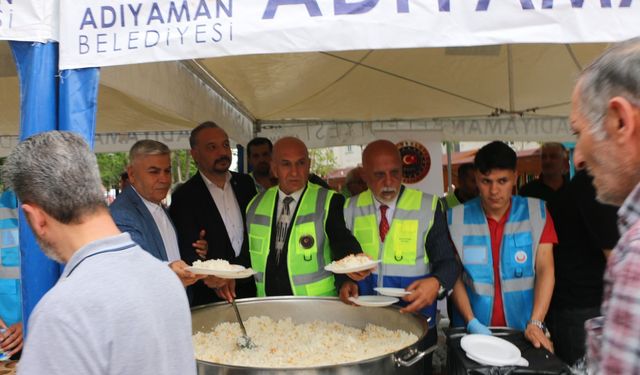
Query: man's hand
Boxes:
[
  {"xmin": 0, "ymin": 321, "xmax": 23, "ymax": 356},
  {"xmin": 347, "ymin": 253, "xmax": 373, "ymax": 281},
  {"xmin": 339, "ymin": 281, "xmax": 359, "ymax": 305},
  {"xmin": 214, "ymin": 279, "xmax": 236, "ymax": 303},
  {"xmin": 203, "ymin": 275, "xmax": 229, "ymax": 289},
  {"xmin": 400, "ymin": 277, "xmax": 440, "ymax": 313},
  {"xmin": 169, "ymin": 260, "xmax": 206, "ymax": 286},
  {"xmin": 525, "ymin": 323, "xmax": 554, "ymax": 353},
  {"xmin": 193, "ymin": 229, "xmax": 207, "ymax": 259}
]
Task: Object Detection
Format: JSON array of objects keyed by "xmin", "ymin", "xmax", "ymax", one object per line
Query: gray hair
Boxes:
[
  {"xmin": 577, "ymin": 37, "xmax": 640, "ymax": 139},
  {"xmin": 129, "ymin": 140, "xmax": 170, "ymax": 164},
  {"xmin": 1, "ymin": 131, "xmax": 106, "ymax": 224}
]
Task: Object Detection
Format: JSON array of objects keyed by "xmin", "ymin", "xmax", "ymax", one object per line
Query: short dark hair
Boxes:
[
  {"xmin": 474, "ymin": 141, "xmax": 517, "ymax": 174},
  {"xmin": 246, "ymin": 137, "xmax": 273, "ymax": 156},
  {"xmin": 189, "ymin": 121, "xmax": 220, "ymax": 148},
  {"xmin": 457, "ymin": 163, "xmax": 476, "ymax": 179}
]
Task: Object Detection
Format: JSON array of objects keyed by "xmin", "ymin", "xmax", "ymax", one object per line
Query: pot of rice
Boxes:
[{"xmin": 192, "ymin": 296, "xmax": 432, "ymax": 374}]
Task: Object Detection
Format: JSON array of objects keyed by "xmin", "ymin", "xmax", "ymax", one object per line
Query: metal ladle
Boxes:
[{"xmin": 231, "ymin": 299, "xmax": 256, "ymax": 349}]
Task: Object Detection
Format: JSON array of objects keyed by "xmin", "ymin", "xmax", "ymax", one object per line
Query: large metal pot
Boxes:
[{"xmin": 191, "ymin": 296, "xmax": 433, "ymax": 374}]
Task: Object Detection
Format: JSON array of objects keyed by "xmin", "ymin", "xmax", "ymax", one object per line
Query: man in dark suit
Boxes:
[
  {"xmin": 170, "ymin": 122, "xmax": 257, "ymax": 306},
  {"xmin": 240, "ymin": 137, "xmax": 367, "ymax": 298},
  {"xmin": 110, "ymin": 140, "xmax": 206, "ymax": 287}
]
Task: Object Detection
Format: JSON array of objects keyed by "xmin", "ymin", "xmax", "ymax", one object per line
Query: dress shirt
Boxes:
[
  {"xmin": 277, "ymin": 187, "xmax": 304, "ymax": 223},
  {"xmin": 587, "ymin": 181, "xmax": 640, "ymax": 374},
  {"xmin": 133, "ymin": 187, "xmax": 181, "ymax": 262},
  {"xmin": 201, "ymin": 172, "xmax": 244, "ymax": 257},
  {"xmin": 373, "ymin": 198, "xmax": 397, "ymax": 227}
]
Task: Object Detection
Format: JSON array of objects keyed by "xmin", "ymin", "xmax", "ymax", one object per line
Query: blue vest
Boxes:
[
  {"xmin": 0, "ymin": 191, "xmax": 21, "ymax": 326},
  {"xmin": 447, "ymin": 196, "xmax": 546, "ymax": 330}
]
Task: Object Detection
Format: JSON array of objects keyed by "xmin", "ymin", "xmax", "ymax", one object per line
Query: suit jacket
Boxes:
[
  {"xmin": 263, "ymin": 185, "xmax": 362, "ymax": 296},
  {"xmin": 170, "ymin": 171, "xmax": 257, "ymax": 306},
  {"xmin": 110, "ymin": 185, "xmax": 169, "ymax": 261}
]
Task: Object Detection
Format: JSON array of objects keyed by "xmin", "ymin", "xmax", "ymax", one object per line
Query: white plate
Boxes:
[
  {"xmin": 348, "ymin": 295, "xmax": 399, "ymax": 307},
  {"xmin": 461, "ymin": 334, "xmax": 526, "ymax": 366},
  {"xmin": 374, "ymin": 287, "xmax": 412, "ymax": 297},
  {"xmin": 186, "ymin": 265, "xmax": 257, "ymax": 279},
  {"xmin": 324, "ymin": 259, "xmax": 380, "ymax": 274},
  {"xmin": 466, "ymin": 352, "xmax": 529, "ymax": 367}
]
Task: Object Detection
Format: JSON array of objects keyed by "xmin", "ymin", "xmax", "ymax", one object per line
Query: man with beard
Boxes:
[
  {"xmin": 170, "ymin": 122, "xmax": 257, "ymax": 306},
  {"xmin": 341, "ymin": 140, "xmax": 458, "ymax": 375},
  {"xmin": 3, "ymin": 131, "xmax": 195, "ymax": 374},
  {"xmin": 247, "ymin": 137, "xmax": 278, "ymax": 193},
  {"xmin": 441, "ymin": 163, "xmax": 478, "ymax": 210},
  {"xmin": 519, "ymin": 143, "xmax": 569, "ymax": 202},
  {"xmin": 571, "ymin": 38, "xmax": 640, "ymax": 373},
  {"xmin": 110, "ymin": 140, "xmax": 206, "ymax": 287}
]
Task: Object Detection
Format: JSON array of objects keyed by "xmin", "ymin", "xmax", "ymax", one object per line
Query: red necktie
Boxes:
[{"xmin": 379, "ymin": 204, "xmax": 390, "ymax": 242}]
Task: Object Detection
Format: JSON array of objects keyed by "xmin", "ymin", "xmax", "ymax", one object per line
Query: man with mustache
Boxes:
[
  {"xmin": 519, "ymin": 142, "xmax": 569, "ymax": 202},
  {"xmin": 110, "ymin": 140, "xmax": 206, "ymax": 287},
  {"xmin": 4, "ymin": 132, "xmax": 196, "ymax": 374},
  {"xmin": 243, "ymin": 137, "xmax": 366, "ymax": 298},
  {"xmin": 341, "ymin": 140, "xmax": 459, "ymax": 375},
  {"xmin": 170, "ymin": 122, "xmax": 257, "ymax": 306},
  {"xmin": 246, "ymin": 137, "xmax": 278, "ymax": 193},
  {"xmin": 448, "ymin": 141, "xmax": 556, "ymax": 352}
]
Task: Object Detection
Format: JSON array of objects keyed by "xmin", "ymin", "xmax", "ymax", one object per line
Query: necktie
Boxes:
[
  {"xmin": 379, "ymin": 204, "xmax": 390, "ymax": 242},
  {"xmin": 275, "ymin": 196, "xmax": 294, "ymax": 263}
]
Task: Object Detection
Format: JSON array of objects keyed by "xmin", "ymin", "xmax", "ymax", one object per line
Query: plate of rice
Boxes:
[
  {"xmin": 188, "ymin": 259, "xmax": 257, "ymax": 279},
  {"xmin": 325, "ymin": 255, "xmax": 380, "ymax": 273}
]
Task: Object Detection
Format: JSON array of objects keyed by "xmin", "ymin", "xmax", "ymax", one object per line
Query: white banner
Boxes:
[
  {"xmin": 0, "ymin": 0, "xmax": 56, "ymax": 42},
  {"xmin": 59, "ymin": 0, "xmax": 640, "ymax": 69}
]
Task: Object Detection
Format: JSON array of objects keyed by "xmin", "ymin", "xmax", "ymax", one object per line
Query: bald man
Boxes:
[
  {"xmin": 342, "ymin": 140, "xmax": 459, "ymax": 375},
  {"xmin": 245, "ymin": 137, "xmax": 365, "ymax": 297}
]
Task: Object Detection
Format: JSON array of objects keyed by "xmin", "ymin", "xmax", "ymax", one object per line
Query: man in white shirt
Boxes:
[
  {"xmin": 4, "ymin": 131, "xmax": 195, "ymax": 374},
  {"xmin": 170, "ymin": 122, "xmax": 258, "ymax": 306},
  {"xmin": 110, "ymin": 140, "xmax": 210, "ymax": 287}
]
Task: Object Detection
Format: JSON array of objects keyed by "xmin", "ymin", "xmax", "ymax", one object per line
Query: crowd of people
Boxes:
[{"xmin": 3, "ymin": 37, "xmax": 640, "ymax": 374}]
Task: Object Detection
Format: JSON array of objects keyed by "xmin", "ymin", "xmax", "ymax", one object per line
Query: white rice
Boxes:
[
  {"xmin": 329, "ymin": 254, "xmax": 372, "ymax": 270},
  {"xmin": 193, "ymin": 316, "xmax": 418, "ymax": 368},
  {"xmin": 192, "ymin": 259, "xmax": 243, "ymax": 271}
]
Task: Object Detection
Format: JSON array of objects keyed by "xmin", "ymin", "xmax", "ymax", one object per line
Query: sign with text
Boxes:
[
  {"xmin": 59, "ymin": 0, "xmax": 640, "ymax": 69},
  {"xmin": 0, "ymin": 0, "xmax": 55, "ymax": 42}
]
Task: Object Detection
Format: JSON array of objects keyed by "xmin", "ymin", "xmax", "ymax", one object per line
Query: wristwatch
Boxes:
[
  {"xmin": 527, "ymin": 319, "xmax": 548, "ymax": 334},
  {"xmin": 437, "ymin": 285, "xmax": 447, "ymax": 300}
]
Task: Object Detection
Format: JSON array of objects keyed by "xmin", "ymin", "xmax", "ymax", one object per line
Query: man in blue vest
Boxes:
[
  {"xmin": 448, "ymin": 141, "xmax": 556, "ymax": 352},
  {"xmin": 341, "ymin": 140, "xmax": 459, "ymax": 375}
]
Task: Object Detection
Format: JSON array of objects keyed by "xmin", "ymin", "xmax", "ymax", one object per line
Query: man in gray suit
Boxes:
[{"xmin": 110, "ymin": 140, "xmax": 211, "ymax": 287}]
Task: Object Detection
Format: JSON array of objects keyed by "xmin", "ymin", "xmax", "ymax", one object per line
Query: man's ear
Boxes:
[
  {"xmin": 21, "ymin": 203, "xmax": 47, "ymax": 237},
  {"xmin": 607, "ymin": 96, "xmax": 637, "ymax": 144}
]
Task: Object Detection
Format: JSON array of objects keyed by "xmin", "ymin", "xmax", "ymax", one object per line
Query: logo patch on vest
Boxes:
[
  {"xmin": 299, "ymin": 235, "xmax": 315, "ymax": 249},
  {"xmin": 515, "ymin": 250, "xmax": 527, "ymax": 264}
]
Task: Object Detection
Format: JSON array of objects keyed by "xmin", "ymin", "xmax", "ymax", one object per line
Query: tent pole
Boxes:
[{"xmin": 446, "ymin": 141, "xmax": 454, "ymax": 194}]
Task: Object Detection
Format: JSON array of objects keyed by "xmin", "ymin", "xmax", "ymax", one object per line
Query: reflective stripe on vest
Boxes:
[
  {"xmin": 246, "ymin": 183, "xmax": 336, "ymax": 297},
  {"xmin": 344, "ymin": 188, "xmax": 436, "ymax": 279},
  {"xmin": 448, "ymin": 196, "xmax": 545, "ymax": 330}
]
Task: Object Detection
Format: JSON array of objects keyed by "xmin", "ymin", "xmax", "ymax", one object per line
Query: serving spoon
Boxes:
[{"xmin": 231, "ymin": 299, "xmax": 257, "ymax": 349}]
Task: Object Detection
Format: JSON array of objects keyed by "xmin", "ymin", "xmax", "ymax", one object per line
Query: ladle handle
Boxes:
[
  {"xmin": 393, "ymin": 345, "xmax": 438, "ymax": 368},
  {"xmin": 231, "ymin": 299, "xmax": 248, "ymax": 336}
]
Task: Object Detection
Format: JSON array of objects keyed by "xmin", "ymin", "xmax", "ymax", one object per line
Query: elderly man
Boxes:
[
  {"xmin": 243, "ymin": 137, "xmax": 364, "ymax": 297},
  {"xmin": 3, "ymin": 131, "xmax": 195, "ymax": 374},
  {"xmin": 519, "ymin": 143, "xmax": 569, "ymax": 202},
  {"xmin": 448, "ymin": 141, "xmax": 556, "ymax": 352},
  {"xmin": 110, "ymin": 140, "xmax": 206, "ymax": 287},
  {"xmin": 171, "ymin": 122, "xmax": 257, "ymax": 305},
  {"xmin": 341, "ymin": 140, "xmax": 458, "ymax": 374},
  {"xmin": 442, "ymin": 162, "xmax": 478, "ymax": 210},
  {"xmin": 571, "ymin": 38, "xmax": 640, "ymax": 373}
]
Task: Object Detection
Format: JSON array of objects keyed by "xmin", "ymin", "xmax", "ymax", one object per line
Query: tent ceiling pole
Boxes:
[{"xmin": 507, "ymin": 45, "xmax": 515, "ymax": 114}]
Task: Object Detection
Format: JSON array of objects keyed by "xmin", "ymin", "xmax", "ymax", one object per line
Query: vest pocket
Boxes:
[{"xmin": 463, "ymin": 246, "xmax": 488, "ymax": 265}]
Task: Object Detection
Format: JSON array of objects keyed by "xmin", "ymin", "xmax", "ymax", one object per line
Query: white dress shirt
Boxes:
[
  {"xmin": 277, "ymin": 187, "xmax": 304, "ymax": 223},
  {"xmin": 201, "ymin": 172, "xmax": 244, "ymax": 257},
  {"xmin": 133, "ymin": 187, "xmax": 181, "ymax": 262},
  {"xmin": 373, "ymin": 197, "xmax": 397, "ymax": 226}
]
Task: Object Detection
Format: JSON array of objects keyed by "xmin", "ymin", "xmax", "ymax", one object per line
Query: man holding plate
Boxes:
[
  {"xmin": 341, "ymin": 140, "xmax": 459, "ymax": 375},
  {"xmin": 242, "ymin": 137, "xmax": 367, "ymax": 298}
]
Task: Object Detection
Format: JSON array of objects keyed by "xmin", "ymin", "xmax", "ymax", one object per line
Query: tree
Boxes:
[
  {"xmin": 96, "ymin": 152, "xmax": 129, "ymax": 190},
  {"xmin": 309, "ymin": 148, "xmax": 337, "ymax": 179}
]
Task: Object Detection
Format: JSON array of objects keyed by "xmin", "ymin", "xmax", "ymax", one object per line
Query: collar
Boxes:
[
  {"xmin": 131, "ymin": 186, "xmax": 164, "ymax": 211},
  {"xmin": 618, "ymin": 182, "xmax": 640, "ymax": 234},
  {"xmin": 201, "ymin": 171, "xmax": 232, "ymax": 190},
  {"xmin": 62, "ymin": 233, "xmax": 136, "ymax": 278},
  {"xmin": 485, "ymin": 199, "xmax": 512, "ymax": 224},
  {"xmin": 372, "ymin": 187, "xmax": 402, "ymax": 211},
  {"xmin": 278, "ymin": 186, "xmax": 304, "ymax": 203}
]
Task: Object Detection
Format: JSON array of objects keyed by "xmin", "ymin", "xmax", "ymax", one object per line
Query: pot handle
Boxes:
[{"xmin": 393, "ymin": 345, "xmax": 438, "ymax": 368}]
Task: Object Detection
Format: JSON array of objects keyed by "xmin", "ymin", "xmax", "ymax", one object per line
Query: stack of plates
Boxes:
[{"xmin": 461, "ymin": 334, "xmax": 529, "ymax": 367}]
